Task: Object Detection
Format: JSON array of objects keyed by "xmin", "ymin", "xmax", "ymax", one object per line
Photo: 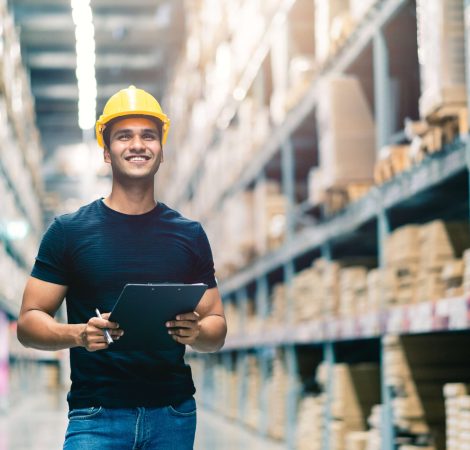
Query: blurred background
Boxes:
[{"xmin": 1, "ymin": 0, "xmax": 470, "ymax": 449}]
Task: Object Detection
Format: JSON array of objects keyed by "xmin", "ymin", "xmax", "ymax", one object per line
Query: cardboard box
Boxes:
[
  {"xmin": 316, "ymin": 76, "xmax": 376, "ymax": 188},
  {"xmin": 417, "ymin": 0, "xmax": 467, "ymax": 118}
]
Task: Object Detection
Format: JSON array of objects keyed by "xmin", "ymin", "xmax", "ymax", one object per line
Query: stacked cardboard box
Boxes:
[
  {"xmin": 345, "ymin": 431, "xmax": 369, "ymax": 450},
  {"xmin": 267, "ymin": 283, "xmax": 286, "ymax": 329},
  {"xmin": 441, "ymin": 259, "xmax": 464, "ymax": 298},
  {"xmin": 329, "ymin": 364, "xmax": 366, "ymax": 449},
  {"xmin": 246, "ymin": 298, "xmax": 262, "ymax": 335},
  {"xmin": 267, "ymin": 354, "xmax": 289, "ymax": 440},
  {"xmin": 367, "ymin": 268, "xmax": 398, "ymax": 310},
  {"xmin": 383, "ymin": 336, "xmax": 434, "ymax": 447},
  {"xmin": 315, "ymin": 259, "xmax": 341, "ymax": 318},
  {"xmin": 224, "ymin": 301, "xmax": 240, "ymax": 338},
  {"xmin": 443, "ymin": 383, "xmax": 470, "ymax": 449},
  {"xmin": 384, "ymin": 225, "xmax": 420, "ymax": 305},
  {"xmin": 416, "ymin": 221, "xmax": 470, "ymax": 302},
  {"xmin": 221, "ymin": 191, "xmax": 255, "ymax": 273},
  {"xmin": 295, "ymin": 393, "xmax": 325, "ymax": 450},
  {"xmin": 339, "ymin": 267, "xmax": 368, "ymax": 316},
  {"xmin": 316, "ymin": 363, "xmax": 380, "ymax": 449},
  {"xmin": 254, "ymin": 180, "xmax": 287, "ymax": 256},
  {"xmin": 316, "ymin": 76, "xmax": 376, "ymax": 191},
  {"xmin": 384, "ymin": 221, "xmax": 470, "ymax": 304},
  {"xmin": 416, "ymin": 0, "xmax": 467, "ymax": 118},
  {"xmin": 221, "ymin": 365, "xmax": 238, "ymax": 420},
  {"xmin": 244, "ymin": 355, "xmax": 262, "ymax": 430},
  {"xmin": 292, "ymin": 267, "xmax": 323, "ymax": 322},
  {"xmin": 374, "ymin": 145, "xmax": 413, "ymax": 185},
  {"xmin": 365, "ymin": 405, "xmax": 382, "ymax": 450}
]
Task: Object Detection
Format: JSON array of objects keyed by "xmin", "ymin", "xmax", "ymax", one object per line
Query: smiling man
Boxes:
[{"xmin": 17, "ymin": 86, "xmax": 227, "ymax": 450}]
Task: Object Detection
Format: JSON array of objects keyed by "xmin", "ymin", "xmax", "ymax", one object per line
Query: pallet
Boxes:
[
  {"xmin": 321, "ymin": 182, "xmax": 373, "ymax": 216},
  {"xmin": 374, "ymin": 145, "xmax": 412, "ymax": 185},
  {"xmin": 426, "ymin": 104, "xmax": 468, "ymax": 138},
  {"xmin": 405, "ymin": 106, "xmax": 468, "ymax": 166}
]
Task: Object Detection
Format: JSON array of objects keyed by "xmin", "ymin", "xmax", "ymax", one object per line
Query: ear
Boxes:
[{"xmin": 103, "ymin": 146, "xmax": 111, "ymax": 164}]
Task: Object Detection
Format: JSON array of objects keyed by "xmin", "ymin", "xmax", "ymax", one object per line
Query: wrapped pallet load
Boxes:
[
  {"xmin": 253, "ymin": 180, "xmax": 287, "ymax": 255},
  {"xmin": 416, "ymin": 0, "xmax": 466, "ymax": 118},
  {"xmin": 315, "ymin": 0, "xmax": 351, "ymax": 63},
  {"xmin": 316, "ymin": 76, "xmax": 376, "ymax": 192},
  {"xmin": 349, "ymin": 0, "xmax": 379, "ymax": 23}
]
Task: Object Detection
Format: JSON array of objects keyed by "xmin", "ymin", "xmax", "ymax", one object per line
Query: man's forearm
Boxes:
[
  {"xmin": 17, "ymin": 309, "xmax": 83, "ymax": 351},
  {"xmin": 191, "ymin": 315, "xmax": 226, "ymax": 353}
]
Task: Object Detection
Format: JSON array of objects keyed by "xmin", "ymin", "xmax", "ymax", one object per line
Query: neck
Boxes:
[{"xmin": 104, "ymin": 181, "xmax": 157, "ymax": 215}]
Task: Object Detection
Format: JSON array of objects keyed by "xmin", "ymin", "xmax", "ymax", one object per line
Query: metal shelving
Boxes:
[
  {"xmin": 0, "ymin": 8, "xmax": 44, "ymax": 320},
  {"xmin": 220, "ymin": 141, "xmax": 467, "ymax": 297},
  {"xmin": 166, "ymin": 0, "xmax": 298, "ymax": 208},
  {"xmin": 177, "ymin": 0, "xmax": 470, "ymax": 449},
  {"xmin": 191, "ymin": 0, "xmax": 408, "ymax": 224}
]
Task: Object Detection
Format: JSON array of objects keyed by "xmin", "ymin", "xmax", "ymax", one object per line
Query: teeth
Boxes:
[{"xmin": 128, "ymin": 157, "xmax": 146, "ymax": 161}]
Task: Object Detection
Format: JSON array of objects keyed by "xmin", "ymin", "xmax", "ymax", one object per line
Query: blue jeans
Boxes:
[{"xmin": 63, "ymin": 397, "xmax": 197, "ymax": 450}]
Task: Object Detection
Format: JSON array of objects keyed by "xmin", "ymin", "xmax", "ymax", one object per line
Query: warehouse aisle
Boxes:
[{"xmin": 0, "ymin": 387, "xmax": 284, "ymax": 450}]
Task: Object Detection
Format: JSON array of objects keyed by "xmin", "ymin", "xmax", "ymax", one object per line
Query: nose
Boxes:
[{"xmin": 129, "ymin": 134, "xmax": 146, "ymax": 151}]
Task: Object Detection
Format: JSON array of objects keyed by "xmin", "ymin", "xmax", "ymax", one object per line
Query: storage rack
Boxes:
[
  {"xmin": 164, "ymin": 0, "xmax": 470, "ymax": 449},
  {"xmin": 0, "ymin": 2, "xmax": 46, "ymax": 410},
  {"xmin": 0, "ymin": 10, "xmax": 44, "ymax": 317}
]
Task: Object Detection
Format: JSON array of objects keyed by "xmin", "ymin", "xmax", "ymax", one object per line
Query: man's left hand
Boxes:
[{"xmin": 166, "ymin": 311, "xmax": 201, "ymax": 345}]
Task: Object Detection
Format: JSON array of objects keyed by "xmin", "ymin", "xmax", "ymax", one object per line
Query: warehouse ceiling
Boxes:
[{"xmin": 8, "ymin": 0, "xmax": 186, "ymax": 212}]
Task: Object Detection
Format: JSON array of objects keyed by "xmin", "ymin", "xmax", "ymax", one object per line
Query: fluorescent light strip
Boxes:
[{"xmin": 71, "ymin": 0, "xmax": 96, "ymax": 130}]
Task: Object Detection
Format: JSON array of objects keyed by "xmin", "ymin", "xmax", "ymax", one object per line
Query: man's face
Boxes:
[{"xmin": 104, "ymin": 116, "xmax": 163, "ymax": 181}]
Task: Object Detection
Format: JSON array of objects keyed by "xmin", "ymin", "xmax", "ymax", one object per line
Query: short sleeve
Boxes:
[
  {"xmin": 31, "ymin": 218, "xmax": 69, "ymax": 286},
  {"xmin": 191, "ymin": 224, "xmax": 217, "ymax": 289}
]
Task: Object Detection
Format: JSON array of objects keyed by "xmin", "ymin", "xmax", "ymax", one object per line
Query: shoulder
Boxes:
[
  {"xmin": 54, "ymin": 199, "xmax": 102, "ymax": 229},
  {"xmin": 158, "ymin": 202, "xmax": 203, "ymax": 236}
]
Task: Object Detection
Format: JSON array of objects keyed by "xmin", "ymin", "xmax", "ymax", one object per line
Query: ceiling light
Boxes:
[{"xmin": 71, "ymin": 0, "xmax": 96, "ymax": 130}]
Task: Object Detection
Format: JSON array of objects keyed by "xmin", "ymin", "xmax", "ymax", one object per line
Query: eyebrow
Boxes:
[{"xmin": 112, "ymin": 128, "xmax": 159, "ymax": 137}]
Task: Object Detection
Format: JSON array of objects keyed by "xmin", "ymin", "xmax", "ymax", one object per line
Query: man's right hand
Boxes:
[{"xmin": 79, "ymin": 312, "xmax": 124, "ymax": 351}]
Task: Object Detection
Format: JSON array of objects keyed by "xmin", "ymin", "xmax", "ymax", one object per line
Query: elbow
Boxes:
[
  {"xmin": 215, "ymin": 338, "xmax": 225, "ymax": 352},
  {"xmin": 16, "ymin": 316, "xmax": 30, "ymax": 348}
]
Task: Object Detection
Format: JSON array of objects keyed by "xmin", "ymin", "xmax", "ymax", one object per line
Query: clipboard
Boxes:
[{"xmin": 108, "ymin": 283, "xmax": 208, "ymax": 350}]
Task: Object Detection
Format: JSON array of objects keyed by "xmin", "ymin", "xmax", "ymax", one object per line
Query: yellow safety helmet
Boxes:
[{"xmin": 95, "ymin": 85, "xmax": 170, "ymax": 148}]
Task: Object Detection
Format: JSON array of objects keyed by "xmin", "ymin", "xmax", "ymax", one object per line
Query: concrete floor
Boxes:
[{"xmin": 0, "ymin": 387, "xmax": 284, "ymax": 450}]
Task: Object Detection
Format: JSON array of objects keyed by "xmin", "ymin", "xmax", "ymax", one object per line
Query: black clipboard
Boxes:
[{"xmin": 108, "ymin": 283, "xmax": 208, "ymax": 350}]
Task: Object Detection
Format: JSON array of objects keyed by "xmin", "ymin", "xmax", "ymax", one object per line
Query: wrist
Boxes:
[{"xmin": 73, "ymin": 324, "xmax": 86, "ymax": 348}]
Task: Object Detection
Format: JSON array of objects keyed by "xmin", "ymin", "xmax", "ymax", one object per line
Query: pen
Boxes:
[{"xmin": 95, "ymin": 308, "xmax": 114, "ymax": 345}]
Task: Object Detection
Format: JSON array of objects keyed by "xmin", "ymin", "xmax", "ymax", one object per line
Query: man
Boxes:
[{"xmin": 17, "ymin": 85, "xmax": 227, "ymax": 449}]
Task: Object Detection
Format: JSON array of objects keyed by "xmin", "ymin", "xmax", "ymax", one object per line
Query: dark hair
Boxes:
[{"xmin": 103, "ymin": 114, "xmax": 163, "ymax": 148}]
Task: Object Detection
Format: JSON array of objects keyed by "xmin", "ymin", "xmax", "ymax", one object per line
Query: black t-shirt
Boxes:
[{"xmin": 31, "ymin": 199, "xmax": 217, "ymax": 409}]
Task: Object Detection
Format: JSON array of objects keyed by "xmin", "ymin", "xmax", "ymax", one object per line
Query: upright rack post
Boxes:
[
  {"xmin": 373, "ymin": 24, "xmax": 395, "ymax": 450},
  {"xmin": 281, "ymin": 136, "xmax": 298, "ymax": 448},
  {"xmin": 285, "ymin": 344, "xmax": 299, "ymax": 450},
  {"xmin": 281, "ymin": 138, "xmax": 296, "ymax": 241},
  {"xmin": 320, "ymin": 242, "xmax": 334, "ymax": 450},
  {"xmin": 322, "ymin": 341, "xmax": 335, "ymax": 450},
  {"xmin": 283, "ymin": 259, "xmax": 297, "ymax": 448},
  {"xmin": 235, "ymin": 287, "xmax": 248, "ymax": 335},
  {"xmin": 236, "ymin": 349, "xmax": 248, "ymax": 423},
  {"xmin": 373, "ymin": 28, "xmax": 393, "ymax": 149},
  {"xmin": 256, "ymin": 275, "xmax": 270, "ymax": 437}
]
